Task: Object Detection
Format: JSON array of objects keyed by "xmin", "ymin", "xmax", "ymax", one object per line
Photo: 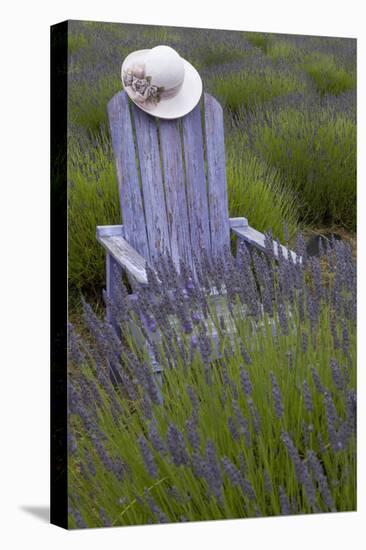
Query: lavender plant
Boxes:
[
  {"xmin": 67, "ymin": 235, "xmax": 356, "ymax": 528},
  {"xmin": 230, "ymin": 91, "xmax": 356, "ymax": 229}
]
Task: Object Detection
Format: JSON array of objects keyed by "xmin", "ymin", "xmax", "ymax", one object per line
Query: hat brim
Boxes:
[{"xmin": 121, "ymin": 49, "xmax": 203, "ymax": 120}]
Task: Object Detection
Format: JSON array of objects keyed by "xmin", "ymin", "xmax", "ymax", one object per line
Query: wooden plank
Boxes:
[
  {"xmin": 107, "ymin": 91, "xmax": 150, "ymax": 260},
  {"xmin": 97, "ymin": 233, "xmax": 148, "ymax": 284},
  {"xmin": 159, "ymin": 118, "xmax": 192, "ymax": 270},
  {"xmin": 232, "ymin": 225, "xmax": 300, "ymax": 263},
  {"xmin": 96, "ymin": 224, "xmax": 124, "ymax": 238},
  {"xmin": 229, "ymin": 217, "xmax": 248, "ymax": 228},
  {"xmin": 131, "ymin": 104, "xmax": 171, "ymax": 263},
  {"xmin": 203, "ymin": 93, "xmax": 231, "ymax": 258},
  {"xmin": 182, "ymin": 104, "xmax": 211, "ymax": 261}
]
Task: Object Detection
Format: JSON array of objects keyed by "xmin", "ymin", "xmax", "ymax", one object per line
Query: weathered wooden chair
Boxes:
[
  {"xmin": 97, "ymin": 90, "xmax": 295, "ymax": 289},
  {"xmin": 96, "ymin": 90, "xmax": 296, "ymax": 379}
]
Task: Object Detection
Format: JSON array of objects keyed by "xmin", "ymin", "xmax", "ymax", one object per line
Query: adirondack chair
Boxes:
[{"xmin": 96, "ymin": 90, "xmax": 296, "ymax": 368}]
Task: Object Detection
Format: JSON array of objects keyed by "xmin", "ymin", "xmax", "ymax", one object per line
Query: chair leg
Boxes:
[
  {"xmin": 105, "ymin": 253, "xmax": 123, "ymax": 334},
  {"xmin": 105, "ymin": 253, "xmax": 124, "ymax": 385},
  {"xmin": 105, "ymin": 252, "xmax": 164, "ymax": 401}
]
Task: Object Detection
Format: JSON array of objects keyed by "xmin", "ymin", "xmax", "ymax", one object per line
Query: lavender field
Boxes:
[
  {"xmin": 67, "ymin": 21, "xmax": 356, "ymax": 302},
  {"xmin": 66, "ymin": 21, "xmax": 357, "ymax": 528}
]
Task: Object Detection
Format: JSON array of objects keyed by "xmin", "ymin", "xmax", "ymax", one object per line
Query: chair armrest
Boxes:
[
  {"xmin": 231, "ymin": 223, "xmax": 300, "ymax": 263},
  {"xmin": 96, "ymin": 225, "xmax": 148, "ymax": 284}
]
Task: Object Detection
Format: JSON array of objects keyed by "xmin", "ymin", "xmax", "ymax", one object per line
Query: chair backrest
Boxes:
[{"xmin": 107, "ymin": 90, "xmax": 230, "ymax": 273}]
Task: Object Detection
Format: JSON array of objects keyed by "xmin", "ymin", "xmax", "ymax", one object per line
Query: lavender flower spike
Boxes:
[
  {"xmin": 270, "ymin": 372, "xmax": 284, "ymax": 418},
  {"xmin": 138, "ymin": 435, "xmax": 158, "ymax": 478}
]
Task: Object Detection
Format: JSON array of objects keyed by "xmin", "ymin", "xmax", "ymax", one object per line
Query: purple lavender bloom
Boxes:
[
  {"xmin": 341, "ymin": 319, "xmax": 351, "ymax": 359},
  {"xmin": 240, "ymin": 365, "xmax": 253, "ymax": 396},
  {"xmin": 306, "ymin": 291, "xmax": 319, "ymax": 333},
  {"xmin": 68, "ymin": 323, "xmax": 86, "ymax": 365},
  {"xmin": 192, "ymin": 449, "xmax": 206, "ymax": 478},
  {"xmin": 311, "ymin": 367, "xmax": 325, "ymax": 395},
  {"xmin": 148, "ymin": 422, "xmax": 166, "ymax": 454},
  {"xmin": 281, "ymin": 431, "xmax": 304, "ymax": 483},
  {"xmin": 67, "ymin": 430, "xmax": 77, "ymax": 455},
  {"xmin": 93, "ymin": 438, "xmax": 115, "ymax": 474},
  {"xmin": 323, "ymin": 392, "xmax": 341, "ymax": 452},
  {"xmin": 141, "ymin": 394, "xmax": 153, "ymax": 420},
  {"xmin": 185, "ymin": 416, "xmax": 200, "ymax": 451},
  {"xmin": 228, "ymin": 416, "xmax": 239, "ymax": 441},
  {"xmin": 240, "ymin": 401, "xmax": 257, "ymax": 438},
  {"xmin": 310, "ymin": 256, "xmax": 323, "ymax": 302},
  {"xmin": 281, "ymin": 431, "xmax": 316, "ymax": 509},
  {"xmin": 138, "ymin": 435, "xmax": 158, "ymax": 478},
  {"xmin": 302, "ymin": 380, "xmax": 313, "ymax": 413},
  {"xmin": 191, "ymin": 310, "xmax": 201, "ymax": 325},
  {"xmin": 242, "ymin": 478, "xmax": 256, "ymax": 502},
  {"xmin": 99, "ymin": 507, "xmax": 112, "ymax": 527},
  {"xmin": 86, "ymin": 453, "xmax": 96, "ymax": 477},
  {"xmin": 187, "ymin": 385, "xmax": 200, "ymax": 418},
  {"xmin": 203, "ymin": 440, "xmax": 224, "ymax": 504},
  {"xmin": 306, "ymin": 450, "xmax": 336, "ymax": 512},
  {"xmin": 232, "ymin": 400, "xmax": 251, "ymax": 447},
  {"xmin": 230, "ymin": 380, "xmax": 239, "ymax": 401},
  {"xmin": 220, "ymin": 359, "xmax": 230, "ymax": 388},
  {"xmin": 330, "ymin": 358, "xmax": 344, "ymax": 391},
  {"xmin": 167, "ymin": 424, "xmax": 189, "ymax": 467},
  {"xmin": 277, "ymin": 301, "xmax": 289, "ymax": 335},
  {"xmin": 270, "ymin": 372, "xmax": 284, "ymax": 418},
  {"xmin": 346, "ymin": 389, "xmax": 357, "ymax": 434},
  {"xmin": 330, "ymin": 315, "xmax": 340, "ymax": 350},
  {"xmin": 264, "ymin": 470, "xmax": 272, "ymax": 495},
  {"xmin": 240, "ymin": 342, "xmax": 252, "ymax": 365},
  {"xmin": 144, "ymin": 490, "xmax": 170, "ymax": 524},
  {"xmin": 279, "ymin": 486, "xmax": 291, "ymax": 515},
  {"xmin": 221, "ymin": 456, "xmax": 243, "ymax": 488},
  {"xmin": 301, "ymin": 331, "xmax": 308, "ymax": 353},
  {"xmin": 69, "ymin": 506, "xmax": 87, "ymax": 529}
]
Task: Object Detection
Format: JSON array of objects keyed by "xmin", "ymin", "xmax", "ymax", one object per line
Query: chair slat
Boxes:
[
  {"xmin": 159, "ymin": 118, "xmax": 193, "ymax": 270},
  {"xmin": 131, "ymin": 103, "xmax": 171, "ymax": 263},
  {"xmin": 182, "ymin": 103, "xmax": 211, "ymax": 261},
  {"xmin": 107, "ymin": 91, "xmax": 150, "ymax": 259},
  {"xmin": 203, "ymin": 93, "xmax": 231, "ymax": 257}
]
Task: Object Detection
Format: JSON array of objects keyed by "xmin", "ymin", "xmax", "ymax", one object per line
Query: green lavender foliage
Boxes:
[
  {"xmin": 225, "ymin": 138, "xmax": 299, "ymax": 240},
  {"xmin": 68, "ymin": 129, "xmax": 120, "ymax": 298},
  {"xmin": 302, "ymin": 53, "xmax": 356, "ymax": 96},
  {"xmin": 238, "ymin": 95, "xmax": 356, "ymax": 229}
]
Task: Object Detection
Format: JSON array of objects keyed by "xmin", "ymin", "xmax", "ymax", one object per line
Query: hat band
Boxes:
[{"xmin": 123, "ymin": 66, "xmax": 183, "ymax": 106}]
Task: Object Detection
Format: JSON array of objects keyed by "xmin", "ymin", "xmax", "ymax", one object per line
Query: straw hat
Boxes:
[{"xmin": 121, "ymin": 45, "xmax": 203, "ymax": 119}]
